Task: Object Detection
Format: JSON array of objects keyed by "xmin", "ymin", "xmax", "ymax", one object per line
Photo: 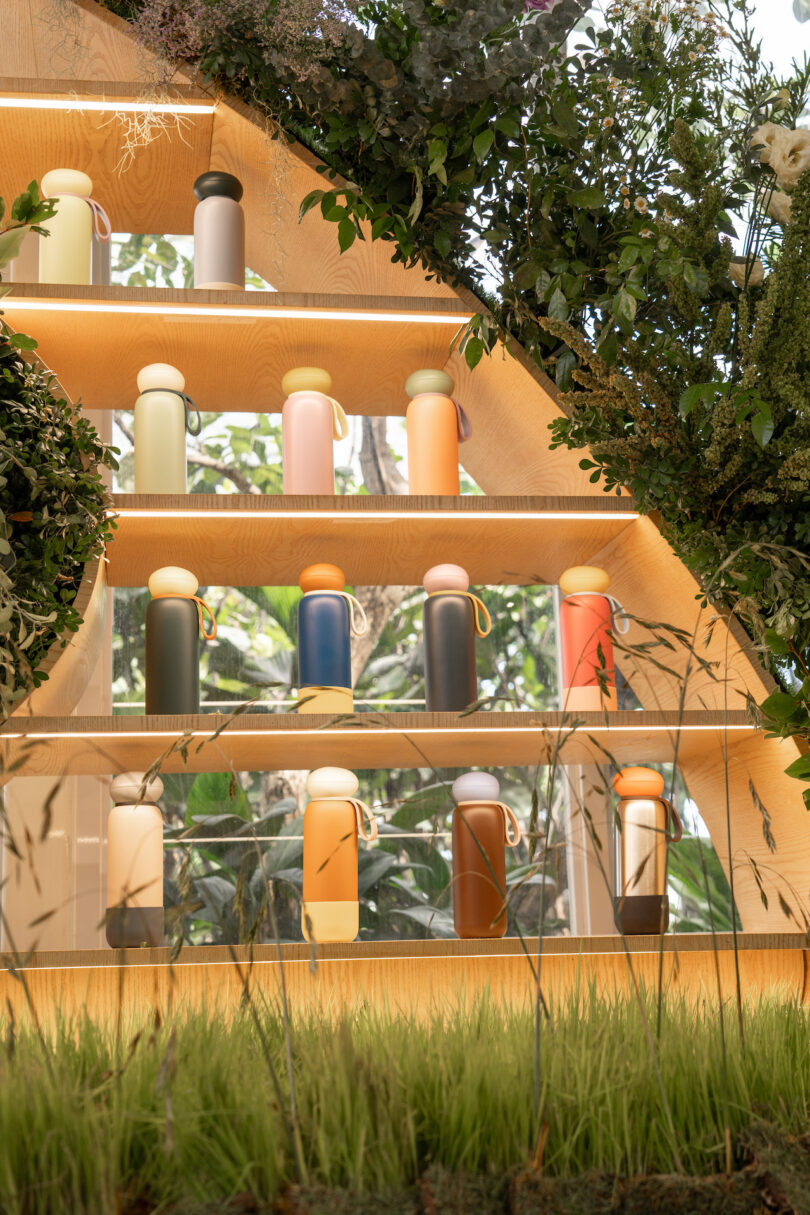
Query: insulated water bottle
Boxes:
[
  {"xmin": 405, "ymin": 369, "xmax": 471, "ymax": 495},
  {"xmin": 145, "ymin": 566, "xmax": 217, "ymax": 714},
  {"xmin": 297, "ymin": 564, "xmax": 367, "ymax": 714},
  {"xmin": 613, "ymin": 766, "xmax": 682, "ymax": 935},
  {"xmin": 451, "ymin": 771, "xmax": 521, "ymax": 939},
  {"xmin": 134, "ymin": 363, "xmax": 202, "ymax": 494},
  {"xmin": 193, "ymin": 170, "xmax": 245, "ymax": 290},
  {"xmin": 106, "ymin": 771, "xmax": 164, "ymax": 948},
  {"xmin": 301, "ymin": 766, "xmax": 378, "ymax": 943},
  {"xmin": 559, "ymin": 565, "xmax": 627, "ymax": 711},
  {"xmin": 281, "ymin": 367, "xmax": 348, "ymax": 494},
  {"xmin": 422, "ymin": 564, "xmax": 492, "ymax": 711},
  {"xmin": 39, "ymin": 168, "xmax": 111, "ymax": 285}
]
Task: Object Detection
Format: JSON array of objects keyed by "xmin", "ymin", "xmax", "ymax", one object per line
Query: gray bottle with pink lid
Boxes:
[{"xmin": 421, "ymin": 564, "xmax": 492, "ymax": 712}]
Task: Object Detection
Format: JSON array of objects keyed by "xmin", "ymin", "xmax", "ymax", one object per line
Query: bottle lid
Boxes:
[
  {"xmin": 111, "ymin": 771, "xmax": 164, "ymax": 804},
  {"xmin": 41, "ymin": 168, "xmax": 93, "ymax": 197},
  {"xmin": 559, "ymin": 565, "xmax": 610, "ymax": 596},
  {"xmin": 193, "ymin": 170, "xmax": 244, "ymax": 203},
  {"xmin": 612, "ymin": 767, "xmax": 665, "ymax": 799},
  {"xmin": 282, "ymin": 367, "xmax": 332, "ymax": 397},
  {"xmin": 137, "ymin": 363, "xmax": 185, "ymax": 394},
  {"xmin": 299, "ymin": 563, "xmax": 345, "ymax": 594},
  {"xmin": 423, "ymin": 563, "xmax": 469, "ymax": 594},
  {"xmin": 405, "ymin": 369, "xmax": 455, "ymax": 399},
  {"xmin": 148, "ymin": 566, "xmax": 199, "ymax": 598},
  {"xmin": 307, "ymin": 766, "xmax": 359, "ymax": 800},
  {"xmin": 452, "ymin": 772, "xmax": 500, "ymax": 803}
]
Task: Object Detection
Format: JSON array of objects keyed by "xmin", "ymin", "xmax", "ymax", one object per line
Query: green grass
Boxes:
[{"xmin": 1, "ymin": 991, "xmax": 810, "ymax": 1212}]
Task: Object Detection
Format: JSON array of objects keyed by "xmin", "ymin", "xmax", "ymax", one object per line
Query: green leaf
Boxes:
[
  {"xmin": 473, "ymin": 129, "xmax": 494, "ymax": 161},
  {"xmin": 0, "ymin": 226, "xmax": 28, "ymax": 269},
  {"xmin": 298, "ymin": 190, "xmax": 323, "ymax": 222},
  {"xmin": 8, "ymin": 333, "xmax": 37, "ymax": 351},
  {"xmin": 751, "ymin": 412, "xmax": 774, "ymax": 448},
  {"xmin": 761, "ymin": 690, "xmax": 800, "ymax": 722},
  {"xmin": 613, "ymin": 287, "xmax": 636, "ymax": 334},
  {"xmin": 764, "ymin": 628, "xmax": 790, "ymax": 658},
  {"xmin": 784, "ymin": 756, "xmax": 810, "ymax": 782},
  {"xmin": 433, "ymin": 228, "xmax": 452, "ymax": 258},
  {"xmin": 551, "ymin": 99, "xmax": 579, "ymax": 136},
  {"xmin": 618, "ymin": 244, "xmax": 640, "ymax": 273},
  {"xmin": 548, "ymin": 287, "xmax": 568, "ymax": 321},
  {"xmin": 338, "ymin": 217, "xmax": 356, "ymax": 253},
  {"xmin": 683, "ymin": 261, "xmax": 708, "ymax": 295},
  {"xmin": 464, "ymin": 336, "xmax": 485, "ymax": 370},
  {"xmin": 568, "ymin": 186, "xmax": 606, "ymax": 210}
]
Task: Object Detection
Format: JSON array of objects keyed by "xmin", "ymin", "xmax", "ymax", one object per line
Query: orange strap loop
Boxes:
[
  {"xmin": 153, "ymin": 593, "xmax": 217, "ymax": 640},
  {"xmin": 429, "ymin": 589, "xmax": 492, "ymax": 638},
  {"xmin": 456, "ymin": 800, "xmax": 522, "ymax": 847}
]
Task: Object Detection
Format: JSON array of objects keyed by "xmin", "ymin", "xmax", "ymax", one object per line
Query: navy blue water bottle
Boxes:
[{"xmin": 297, "ymin": 563, "xmax": 367, "ymax": 714}]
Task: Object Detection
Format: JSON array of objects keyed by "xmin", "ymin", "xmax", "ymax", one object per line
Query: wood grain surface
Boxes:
[
  {"xmin": 107, "ymin": 494, "xmax": 637, "ymax": 586},
  {"xmin": 0, "ymin": 935, "xmax": 805, "ymax": 1024},
  {"xmin": 0, "ymin": 709, "xmax": 758, "ymax": 778}
]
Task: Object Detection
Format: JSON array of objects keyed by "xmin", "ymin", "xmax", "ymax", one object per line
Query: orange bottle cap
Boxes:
[
  {"xmin": 423, "ymin": 563, "xmax": 469, "ymax": 593},
  {"xmin": 559, "ymin": 565, "xmax": 610, "ymax": 596},
  {"xmin": 612, "ymin": 767, "xmax": 665, "ymax": 799},
  {"xmin": 299, "ymin": 563, "xmax": 346, "ymax": 594}
]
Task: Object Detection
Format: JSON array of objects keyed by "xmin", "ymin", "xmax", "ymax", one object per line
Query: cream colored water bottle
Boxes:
[
  {"xmin": 38, "ymin": 169, "xmax": 97, "ymax": 284},
  {"xmin": 106, "ymin": 772, "xmax": 164, "ymax": 948},
  {"xmin": 613, "ymin": 766, "xmax": 682, "ymax": 935},
  {"xmin": 134, "ymin": 363, "xmax": 201, "ymax": 493}
]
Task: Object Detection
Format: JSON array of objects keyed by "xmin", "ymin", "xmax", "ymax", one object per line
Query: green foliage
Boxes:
[{"xmin": 2, "ymin": 996, "xmax": 810, "ymax": 1209}]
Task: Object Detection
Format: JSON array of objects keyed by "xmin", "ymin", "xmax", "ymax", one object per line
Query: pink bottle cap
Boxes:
[
  {"xmin": 452, "ymin": 772, "xmax": 500, "ymax": 802},
  {"xmin": 423, "ymin": 563, "xmax": 469, "ymax": 594}
]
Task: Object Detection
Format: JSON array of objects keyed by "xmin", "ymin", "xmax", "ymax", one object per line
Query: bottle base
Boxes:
[
  {"xmin": 302, "ymin": 900, "xmax": 359, "ymax": 944},
  {"xmin": 297, "ymin": 686, "xmax": 353, "ymax": 714},
  {"xmin": 614, "ymin": 894, "xmax": 669, "ymax": 935}
]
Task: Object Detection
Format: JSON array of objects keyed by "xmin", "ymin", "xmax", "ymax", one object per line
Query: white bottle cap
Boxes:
[
  {"xmin": 111, "ymin": 771, "xmax": 164, "ymax": 804},
  {"xmin": 306, "ymin": 767, "xmax": 359, "ymax": 800},
  {"xmin": 423, "ymin": 563, "xmax": 469, "ymax": 594},
  {"xmin": 148, "ymin": 566, "xmax": 198, "ymax": 598},
  {"xmin": 452, "ymin": 772, "xmax": 500, "ymax": 803},
  {"xmin": 405, "ymin": 369, "xmax": 455, "ymax": 399},
  {"xmin": 41, "ymin": 168, "xmax": 93, "ymax": 197},
  {"xmin": 137, "ymin": 363, "xmax": 186, "ymax": 394}
]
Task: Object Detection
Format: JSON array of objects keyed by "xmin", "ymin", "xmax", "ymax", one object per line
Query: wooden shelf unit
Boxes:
[
  {"xmin": 108, "ymin": 494, "xmax": 639, "ymax": 587},
  {"xmin": 1, "ymin": 709, "xmax": 758, "ymax": 777},
  {"xmin": 3, "ymin": 285, "xmax": 472, "ymax": 415}
]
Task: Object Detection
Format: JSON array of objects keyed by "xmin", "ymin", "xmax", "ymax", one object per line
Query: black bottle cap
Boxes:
[{"xmin": 193, "ymin": 171, "xmax": 244, "ymax": 202}]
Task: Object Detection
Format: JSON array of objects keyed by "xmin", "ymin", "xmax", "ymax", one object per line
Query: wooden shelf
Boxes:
[
  {"xmin": 3, "ymin": 935, "xmax": 806, "ymax": 1023},
  {"xmin": 4, "ymin": 285, "xmax": 471, "ymax": 415},
  {"xmin": 0, "ymin": 709, "xmax": 758, "ymax": 777},
  {"xmin": 0, "ymin": 80, "xmax": 213, "ymax": 233},
  {"xmin": 107, "ymin": 494, "xmax": 639, "ymax": 587}
]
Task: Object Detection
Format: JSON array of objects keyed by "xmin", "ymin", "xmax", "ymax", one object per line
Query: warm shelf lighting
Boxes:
[
  {"xmin": 111, "ymin": 507, "xmax": 639, "ymax": 521},
  {"xmin": 1, "ymin": 725, "xmax": 753, "ymax": 741},
  {"xmin": 0, "ymin": 97, "xmax": 216, "ymax": 114},
  {"xmin": 2, "ymin": 299, "xmax": 472, "ymax": 325}
]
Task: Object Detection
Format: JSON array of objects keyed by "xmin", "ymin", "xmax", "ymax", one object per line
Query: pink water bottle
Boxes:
[{"xmin": 281, "ymin": 366, "xmax": 348, "ymax": 494}]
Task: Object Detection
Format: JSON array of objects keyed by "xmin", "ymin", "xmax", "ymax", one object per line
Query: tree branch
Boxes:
[{"xmin": 114, "ymin": 413, "xmax": 262, "ymax": 495}]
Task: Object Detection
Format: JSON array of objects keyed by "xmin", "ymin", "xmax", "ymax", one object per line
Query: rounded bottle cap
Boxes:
[
  {"xmin": 148, "ymin": 566, "xmax": 198, "ymax": 598},
  {"xmin": 452, "ymin": 772, "xmax": 500, "ymax": 803},
  {"xmin": 612, "ymin": 767, "xmax": 665, "ymax": 799},
  {"xmin": 423, "ymin": 563, "xmax": 469, "ymax": 594},
  {"xmin": 405, "ymin": 369, "xmax": 455, "ymax": 399},
  {"xmin": 307, "ymin": 766, "xmax": 359, "ymax": 800},
  {"xmin": 137, "ymin": 363, "xmax": 185, "ymax": 394},
  {"xmin": 559, "ymin": 565, "xmax": 610, "ymax": 596},
  {"xmin": 299, "ymin": 563, "xmax": 345, "ymax": 594},
  {"xmin": 193, "ymin": 170, "xmax": 244, "ymax": 203},
  {"xmin": 282, "ymin": 367, "xmax": 332, "ymax": 397},
  {"xmin": 41, "ymin": 168, "xmax": 93, "ymax": 197},
  {"xmin": 111, "ymin": 771, "xmax": 164, "ymax": 804}
]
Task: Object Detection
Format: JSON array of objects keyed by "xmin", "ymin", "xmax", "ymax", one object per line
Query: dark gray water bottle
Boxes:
[
  {"xmin": 145, "ymin": 566, "xmax": 216, "ymax": 714},
  {"xmin": 422, "ymin": 564, "xmax": 492, "ymax": 712}
]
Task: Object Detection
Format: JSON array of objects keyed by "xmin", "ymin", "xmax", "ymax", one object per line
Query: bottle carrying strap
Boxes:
[
  {"xmin": 564, "ymin": 590, "xmax": 630, "ymax": 636},
  {"xmin": 139, "ymin": 388, "xmax": 202, "ymax": 436},
  {"xmin": 46, "ymin": 192, "xmax": 112, "ymax": 242},
  {"xmin": 329, "ymin": 397, "xmax": 349, "ymax": 441},
  {"xmin": 429, "ymin": 589, "xmax": 492, "ymax": 638},
  {"xmin": 662, "ymin": 798, "xmax": 683, "ymax": 844},
  {"xmin": 452, "ymin": 399, "xmax": 472, "ymax": 443},
  {"xmin": 320, "ymin": 796, "xmax": 379, "ymax": 842},
  {"xmin": 152, "ymin": 593, "xmax": 217, "ymax": 640},
  {"xmin": 303, "ymin": 589, "xmax": 368, "ymax": 637},
  {"xmin": 456, "ymin": 800, "xmax": 522, "ymax": 847}
]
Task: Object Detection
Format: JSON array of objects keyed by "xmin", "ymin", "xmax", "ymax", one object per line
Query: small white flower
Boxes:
[
  {"xmin": 634, "ymin": 196, "xmax": 649, "ymax": 213},
  {"xmin": 769, "ymin": 127, "xmax": 810, "ymax": 190},
  {"xmin": 750, "ymin": 121, "xmax": 785, "ymax": 166}
]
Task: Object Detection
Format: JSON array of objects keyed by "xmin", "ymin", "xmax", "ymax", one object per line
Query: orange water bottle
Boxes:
[
  {"xmin": 451, "ymin": 772, "xmax": 521, "ymax": 939},
  {"xmin": 559, "ymin": 565, "xmax": 627, "ymax": 711},
  {"xmin": 405, "ymin": 369, "xmax": 471, "ymax": 494},
  {"xmin": 301, "ymin": 766, "xmax": 378, "ymax": 943}
]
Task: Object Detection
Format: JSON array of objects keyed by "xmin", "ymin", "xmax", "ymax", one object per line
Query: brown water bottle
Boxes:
[
  {"xmin": 451, "ymin": 772, "xmax": 521, "ymax": 938},
  {"xmin": 422, "ymin": 564, "xmax": 492, "ymax": 711}
]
